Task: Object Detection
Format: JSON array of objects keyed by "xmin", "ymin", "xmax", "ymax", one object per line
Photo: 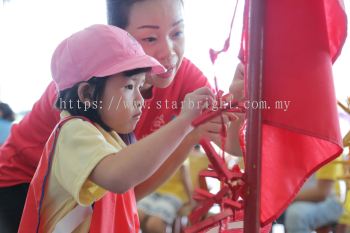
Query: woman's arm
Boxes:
[{"xmin": 224, "ymin": 62, "xmax": 245, "ymax": 156}]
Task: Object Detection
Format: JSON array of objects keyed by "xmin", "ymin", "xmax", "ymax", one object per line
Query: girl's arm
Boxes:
[
  {"xmin": 89, "ymin": 87, "xmax": 214, "ymax": 194},
  {"xmin": 134, "ymin": 90, "xmax": 242, "ymax": 200},
  {"xmin": 134, "ymin": 113, "xmax": 235, "ymax": 200},
  {"xmin": 134, "ymin": 63, "xmax": 245, "ymax": 199}
]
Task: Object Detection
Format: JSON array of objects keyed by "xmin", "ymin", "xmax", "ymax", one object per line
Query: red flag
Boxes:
[{"xmin": 241, "ymin": 0, "xmax": 347, "ymax": 225}]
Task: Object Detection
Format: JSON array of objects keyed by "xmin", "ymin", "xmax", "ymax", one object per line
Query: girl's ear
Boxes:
[{"xmin": 77, "ymin": 82, "xmax": 94, "ymax": 103}]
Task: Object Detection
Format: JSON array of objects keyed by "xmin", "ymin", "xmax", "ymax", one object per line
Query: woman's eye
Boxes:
[
  {"xmin": 142, "ymin": 37, "xmax": 157, "ymax": 43},
  {"xmin": 125, "ymin": 84, "xmax": 134, "ymax": 90},
  {"xmin": 173, "ymin": 31, "xmax": 183, "ymax": 37}
]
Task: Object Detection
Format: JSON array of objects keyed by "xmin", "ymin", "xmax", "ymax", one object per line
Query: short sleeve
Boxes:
[
  {"xmin": 316, "ymin": 156, "xmax": 343, "ymax": 180},
  {"xmin": 177, "ymin": 58, "xmax": 212, "ymax": 101},
  {"xmin": 52, "ymin": 118, "xmax": 119, "ymax": 206}
]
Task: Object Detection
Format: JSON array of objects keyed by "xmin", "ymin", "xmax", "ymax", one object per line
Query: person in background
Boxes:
[
  {"xmin": 334, "ymin": 109, "xmax": 350, "ymax": 233},
  {"xmin": 0, "ymin": 102, "xmax": 15, "ymax": 145},
  {"xmin": 138, "ymin": 144, "xmax": 208, "ymax": 233},
  {"xmin": 283, "ymin": 156, "xmax": 344, "ymax": 233}
]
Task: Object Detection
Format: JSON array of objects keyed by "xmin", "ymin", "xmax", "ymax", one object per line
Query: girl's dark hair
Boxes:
[
  {"xmin": 55, "ymin": 67, "xmax": 150, "ymax": 145},
  {"xmin": 0, "ymin": 102, "xmax": 15, "ymax": 122},
  {"xmin": 107, "ymin": 0, "xmax": 183, "ymax": 29}
]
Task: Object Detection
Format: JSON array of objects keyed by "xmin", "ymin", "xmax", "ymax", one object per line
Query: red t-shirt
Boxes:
[
  {"xmin": 0, "ymin": 82, "xmax": 59, "ymax": 186},
  {"xmin": 135, "ymin": 58, "xmax": 210, "ymax": 139}
]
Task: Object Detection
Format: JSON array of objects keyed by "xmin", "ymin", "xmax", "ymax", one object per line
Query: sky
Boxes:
[{"xmin": 0, "ymin": 0, "xmax": 349, "ymax": 113}]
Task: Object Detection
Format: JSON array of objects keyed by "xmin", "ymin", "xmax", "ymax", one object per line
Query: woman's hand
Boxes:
[{"xmin": 230, "ymin": 62, "xmax": 245, "ymax": 101}]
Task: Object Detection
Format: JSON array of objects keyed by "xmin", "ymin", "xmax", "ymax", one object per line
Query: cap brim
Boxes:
[{"xmin": 95, "ymin": 54, "xmax": 166, "ymax": 77}]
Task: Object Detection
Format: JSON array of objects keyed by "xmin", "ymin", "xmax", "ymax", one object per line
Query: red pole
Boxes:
[{"xmin": 243, "ymin": 0, "xmax": 265, "ymax": 232}]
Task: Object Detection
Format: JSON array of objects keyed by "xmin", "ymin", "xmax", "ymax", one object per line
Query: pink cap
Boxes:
[{"xmin": 51, "ymin": 24, "xmax": 166, "ymax": 91}]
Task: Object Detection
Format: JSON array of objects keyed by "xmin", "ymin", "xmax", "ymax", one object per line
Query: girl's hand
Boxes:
[
  {"xmin": 180, "ymin": 87, "xmax": 215, "ymax": 121},
  {"xmin": 190, "ymin": 111, "xmax": 237, "ymax": 142}
]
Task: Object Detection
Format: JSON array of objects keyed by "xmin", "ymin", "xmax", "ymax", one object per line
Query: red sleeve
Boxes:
[
  {"xmin": 176, "ymin": 58, "xmax": 212, "ymax": 101},
  {"xmin": 1, "ymin": 82, "xmax": 60, "ymax": 171}
]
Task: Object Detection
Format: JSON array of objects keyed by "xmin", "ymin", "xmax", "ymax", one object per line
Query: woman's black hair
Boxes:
[
  {"xmin": 107, "ymin": 0, "xmax": 184, "ymax": 29},
  {"xmin": 0, "ymin": 102, "xmax": 15, "ymax": 122},
  {"xmin": 107, "ymin": 0, "xmax": 141, "ymax": 29},
  {"xmin": 55, "ymin": 67, "xmax": 150, "ymax": 145}
]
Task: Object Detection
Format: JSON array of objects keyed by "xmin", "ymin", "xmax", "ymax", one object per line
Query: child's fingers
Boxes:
[
  {"xmin": 196, "ymin": 113, "xmax": 235, "ymax": 133},
  {"xmin": 223, "ymin": 112, "xmax": 239, "ymax": 122},
  {"xmin": 199, "ymin": 121, "xmax": 224, "ymax": 134},
  {"xmin": 206, "ymin": 112, "xmax": 238, "ymax": 124},
  {"xmin": 188, "ymin": 94, "xmax": 215, "ymax": 110},
  {"xmin": 193, "ymin": 87, "xmax": 215, "ymax": 97},
  {"xmin": 222, "ymin": 93, "xmax": 234, "ymax": 103}
]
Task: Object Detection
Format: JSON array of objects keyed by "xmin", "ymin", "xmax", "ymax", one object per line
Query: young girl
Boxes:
[{"xmin": 18, "ymin": 24, "xmax": 214, "ymax": 233}]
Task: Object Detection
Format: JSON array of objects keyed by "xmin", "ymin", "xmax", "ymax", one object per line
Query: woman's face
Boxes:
[{"xmin": 126, "ymin": 0, "xmax": 185, "ymax": 89}]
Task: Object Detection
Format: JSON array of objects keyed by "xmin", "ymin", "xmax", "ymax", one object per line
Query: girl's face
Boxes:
[
  {"xmin": 99, "ymin": 73, "xmax": 145, "ymax": 134},
  {"xmin": 126, "ymin": 0, "xmax": 185, "ymax": 89}
]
